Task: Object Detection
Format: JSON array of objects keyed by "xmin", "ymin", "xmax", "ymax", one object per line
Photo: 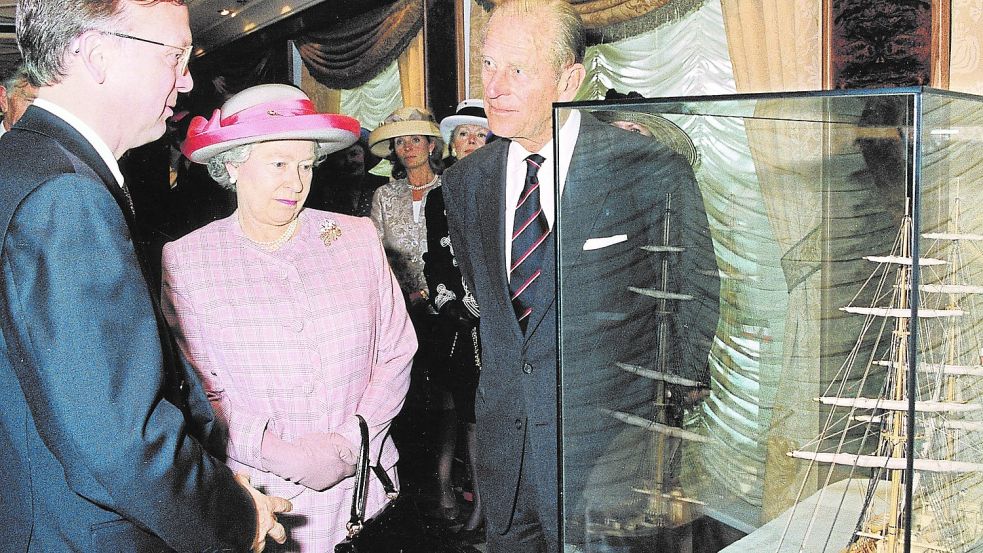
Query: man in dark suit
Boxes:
[
  {"xmin": 0, "ymin": 1, "xmax": 290, "ymax": 551},
  {"xmin": 441, "ymin": 1, "xmax": 719, "ymax": 551}
]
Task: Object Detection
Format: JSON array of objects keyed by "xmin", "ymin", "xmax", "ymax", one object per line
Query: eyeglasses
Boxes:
[{"xmin": 103, "ymin": 31, "xmax": 193, "ymax": 75}]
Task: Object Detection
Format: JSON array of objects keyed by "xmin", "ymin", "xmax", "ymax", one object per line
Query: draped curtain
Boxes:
[
  {"xmin": 340, "ymin": 61, "xmax": 403, "ymax": 132},
  {"xmin": 295, "ymin": 0, "xmax": 429, "ymax": 138},
  {"xmin": 950, "ymin": 0, "xmax": 983, "ymax": 95},
  {"xmin": 576, "ymin": 1, "xmax": 736, "ymax": 100},
  {"xmin": 295, "ymin": 0, "xmax": 426, "ymax": 90},
  {"xmin": 719, "ymin": 0, "xmax": 821, "ymax": 93},
  {"xmin": 474, "ymin": 0, "xmax": 704, "ymax": 41},
  {"xmin": 396, "ymin": 29, "xmax": 427, "ymax": 109},
  {"xmin": 717, "ymin": 2, "xmax": 828, "ymax": 523}
]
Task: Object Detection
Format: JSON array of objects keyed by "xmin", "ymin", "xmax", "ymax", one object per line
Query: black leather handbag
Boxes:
[
  {"xmin": 334, "ymin": 415, "xmax": 428, "ymax": 553},
  {"xmin": 335, "ymin": 416, "xmax": 478, "ymax": 553}
]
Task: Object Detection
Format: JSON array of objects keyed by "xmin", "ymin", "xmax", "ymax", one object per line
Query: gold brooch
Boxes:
[{"xmin": 319, "ymin": 219, "xmax": 342, "ymax": 246}]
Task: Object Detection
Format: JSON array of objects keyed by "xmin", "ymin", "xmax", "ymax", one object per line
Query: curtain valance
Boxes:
[{"xmin": 296, "ymin": 0, "xmax": 427, "ymax": 89}]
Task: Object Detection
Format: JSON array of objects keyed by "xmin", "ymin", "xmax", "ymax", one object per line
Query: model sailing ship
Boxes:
[
  {"xmin": 590, "ymin": 192, "xmax": 712, "ymax": 538},
  {"xmin": 779, "ymin": 196, "xmax": 983, "ymax": 553}
]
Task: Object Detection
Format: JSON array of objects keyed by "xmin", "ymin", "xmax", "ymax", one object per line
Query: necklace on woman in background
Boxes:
[
  {"xmin": 240, "ymin": 215, "xmax": 300, "ymax": 252},
  {"xmin": 407, "ymin": 173, "xmax": 439, "ymax": 191}
]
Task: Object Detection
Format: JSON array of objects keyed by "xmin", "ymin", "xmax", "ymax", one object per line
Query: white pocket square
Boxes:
[{"xmin": 583, "ymin": 234, "xmax": 628, "ymax": 251}]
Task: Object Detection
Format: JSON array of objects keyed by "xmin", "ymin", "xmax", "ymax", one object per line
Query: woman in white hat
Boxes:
[
  {"xmin": 423, "ymin": 99, "xmax": 491, "ymax": 535},
  {"xmin": 440, "ymin": 98, "xmax": 491, "ymax": 166},
  {"xmin": 160, "ymin": 84, "xmax": 416, "ymax": 551}
]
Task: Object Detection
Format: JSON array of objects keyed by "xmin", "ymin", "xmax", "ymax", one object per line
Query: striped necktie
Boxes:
[{"xmin": 509, "ymin": 153, "xmax": 548, "ymax": 332}]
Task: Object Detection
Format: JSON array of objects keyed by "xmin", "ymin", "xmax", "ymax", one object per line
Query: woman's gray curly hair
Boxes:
[{"xmin": 205, "ymin": 140, "xmax": 334, "ymax": 190}]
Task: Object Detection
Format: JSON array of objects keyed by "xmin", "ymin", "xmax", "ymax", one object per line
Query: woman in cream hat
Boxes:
[
  {"xmin": 366, "ymin": 107, "xmax": 444, "ymax": 295},
  {"xmin": 423, "ymin": 99, "xmax": 491, "ymax": 535},
  {"xmin": 367, "ymin": 107, "xmax": 444, "ymax": 304},
  {"xmin": 367, "ymin": 106, "xmax": 453, "ymax": 518},
  {"xmin": 162, "ymin": 84, "xmax": 416, "ymax": 551}
]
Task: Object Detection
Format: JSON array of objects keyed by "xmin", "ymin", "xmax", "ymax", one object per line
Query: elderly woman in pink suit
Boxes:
[{"xmin": 161, "ymin": 84, "xmax": 416, "ymax": 552}]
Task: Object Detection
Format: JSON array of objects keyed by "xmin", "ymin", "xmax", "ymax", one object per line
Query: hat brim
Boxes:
[
  {"xmin": 368, "ymin": 120, "xmax": 441, "ymax": 157},
  {"xmin": 439, "ymin": 115, "xmax": 489, "ymax": 145},
  {"xmin": 590, "ymin": 110, "xmax": 701, "ymax": 171},
  {"xmin": 183, "ymin": 114, "xmax": 359, "ymax": 163}
]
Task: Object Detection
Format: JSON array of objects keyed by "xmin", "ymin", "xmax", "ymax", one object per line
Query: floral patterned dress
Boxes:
[{"xmin": 369, "ymin": 177, "xmax": 440, "ymax": 299}]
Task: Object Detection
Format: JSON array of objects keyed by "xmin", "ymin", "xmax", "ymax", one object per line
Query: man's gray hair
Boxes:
[
  {"xmin": 2, "ymin": 65, "xmax": 32, "ymax": 97},
  {"xmin": 15, "ymin": 0, "xmax": 185, "ymax": 87},
  {"xmin": 205, "ymin": 141, "xmax": 334, "ymax": 190},
  {"xmin": 487, "ymin": 0, "xmax": 585, "ymax": 73}
]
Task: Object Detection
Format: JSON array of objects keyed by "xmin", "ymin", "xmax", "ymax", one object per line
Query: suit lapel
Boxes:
[
  {"xmin": 477, "ymin": 116, "xmax": 614, "ymax": 342},
  {"xmin": 21, "ymin": 107, "xmax": 119, "ymax": 188},
  {"xmin": 474, "ymin": 142, "xmax": 526, "ymax": 341},
  {"xmin": 557, "ymin": 114, "xmax": 615, "ymax": 271},
  {"xmin": 20, "ymin": 107, "xmax": 135, "ymax": 225}
]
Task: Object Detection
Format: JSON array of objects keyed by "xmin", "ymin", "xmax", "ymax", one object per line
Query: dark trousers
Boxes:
[{"xmin": 486, "ymin": 430, "xmax": 559, "ymax": 553}]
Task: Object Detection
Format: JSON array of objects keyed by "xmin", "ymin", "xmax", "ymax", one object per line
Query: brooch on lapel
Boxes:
[{"xmin": 319, "ymin": 219, "xmax": 342, "ymax": 246}]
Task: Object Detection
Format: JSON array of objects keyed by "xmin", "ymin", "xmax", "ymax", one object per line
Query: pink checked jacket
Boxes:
[{"xmin": 161, "ymin": 210, "xmax": 415, "ymax": 550}]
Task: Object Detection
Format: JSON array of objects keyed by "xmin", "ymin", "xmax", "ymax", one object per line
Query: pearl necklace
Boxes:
[
  {"xmin": 407, "ymin": 173, "xmax": 439, "ymax": 191},
  {"xmin": 240, "ymin": 215, "xmax": 300, "ymax": 252}
]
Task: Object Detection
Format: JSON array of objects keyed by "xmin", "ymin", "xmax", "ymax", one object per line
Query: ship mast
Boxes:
[
  {"xmin": 882, "ymin": 210, "xmax": 913, "ymax": 552},
  {"xmin": 653, "ymin": 191, "xmax": 675, "ymax": 521}
]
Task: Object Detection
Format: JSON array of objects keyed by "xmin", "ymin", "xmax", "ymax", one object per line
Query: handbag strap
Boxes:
[
  {"xmin": 346, "ymin": 415, "xmax": 400, "ymax": 538},
  {"xmin": 346, "ymin": 415, "xmax": 371, "ymax": 537}
]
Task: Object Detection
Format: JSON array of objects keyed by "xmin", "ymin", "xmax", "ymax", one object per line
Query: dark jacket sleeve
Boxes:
[
  {"xmin": 0, "ymin": 176, "xmax": 256, "ymax": 552},
  {"xmin": 423, "ymin": 187, "xmax": 474, "ymax": 319}
]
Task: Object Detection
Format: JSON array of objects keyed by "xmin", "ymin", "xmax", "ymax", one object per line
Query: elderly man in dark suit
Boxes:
[
  {"xmin": 441, "ymin": 1, "xmax": 719, "ymax": 551},
  {"xmin": 0, "ymin": 1, "xmax": 291, "ymax": 551}
]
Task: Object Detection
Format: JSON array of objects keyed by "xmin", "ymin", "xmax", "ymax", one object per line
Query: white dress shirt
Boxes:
[
  {"xmin": 31, "ymin": 98, "xmax": 126, "ymax": 188},
  {"xmin": 504, "ymin": 109, "xmax": 581, "ymax": 278}
]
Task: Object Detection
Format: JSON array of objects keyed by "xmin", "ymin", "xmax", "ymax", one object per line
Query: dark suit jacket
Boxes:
[
  {"xmin": 441, "ymin": 112, "xmax": 719, "ymax": 538},
  {"xmin": 0, "ymin": 106, "xmax": 256, "ymax": 552}
]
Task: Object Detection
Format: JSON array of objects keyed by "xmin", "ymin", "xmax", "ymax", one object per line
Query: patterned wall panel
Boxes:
[
  {"xmin": 827, "ymin": 0, "xmax": 937, "ymax": 89},
  {"xmin": 950, "ymin": 0, "xmax": 983, "ymax": 94}
]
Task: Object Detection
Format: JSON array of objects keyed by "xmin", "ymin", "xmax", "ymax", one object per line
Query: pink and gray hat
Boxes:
[{"xmin": 182, "ymin": 84, "xmax": 360, "ymax": 163}]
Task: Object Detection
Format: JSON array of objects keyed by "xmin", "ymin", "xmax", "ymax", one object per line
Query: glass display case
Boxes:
[{"xmin": 554, "ymin": 88, "xmax": 983, "ymax": 553}]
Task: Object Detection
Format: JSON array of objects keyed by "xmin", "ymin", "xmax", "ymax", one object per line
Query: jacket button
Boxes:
[
  {"xmin": 522, "ymin": 363, "xmax": 533, "ymax": 374},
  {"xmin": 514, "ymin": 419, "xmax": 523, "ymax": 430}
]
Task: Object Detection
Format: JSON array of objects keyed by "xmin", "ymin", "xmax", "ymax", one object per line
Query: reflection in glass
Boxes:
[{"xmin": 556, "ymin": 88, "xmax": 983, "ymax": 553}]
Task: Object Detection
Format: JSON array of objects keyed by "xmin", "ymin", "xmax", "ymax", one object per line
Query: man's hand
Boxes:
[
  {"xmin": 235, "ymin": 473, "xmax": 292, "ymax": 553},
  {"xmin": 261, "ymin": 430, "xmax": 357, "ymax": 491}
]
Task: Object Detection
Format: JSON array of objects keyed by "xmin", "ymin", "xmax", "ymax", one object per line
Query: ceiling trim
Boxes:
[{"xmin": 191, "ymin": 0, "xmax": 325, "ymax": 56}]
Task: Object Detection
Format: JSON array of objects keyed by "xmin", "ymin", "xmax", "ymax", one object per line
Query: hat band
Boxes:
[
  {"xmin": 456, "ymin": 106, "xmax": 486, "ymax": 118},
  {"xmin": 223, "ymin": 99, "xmax": 319, "ymax": 127}
]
